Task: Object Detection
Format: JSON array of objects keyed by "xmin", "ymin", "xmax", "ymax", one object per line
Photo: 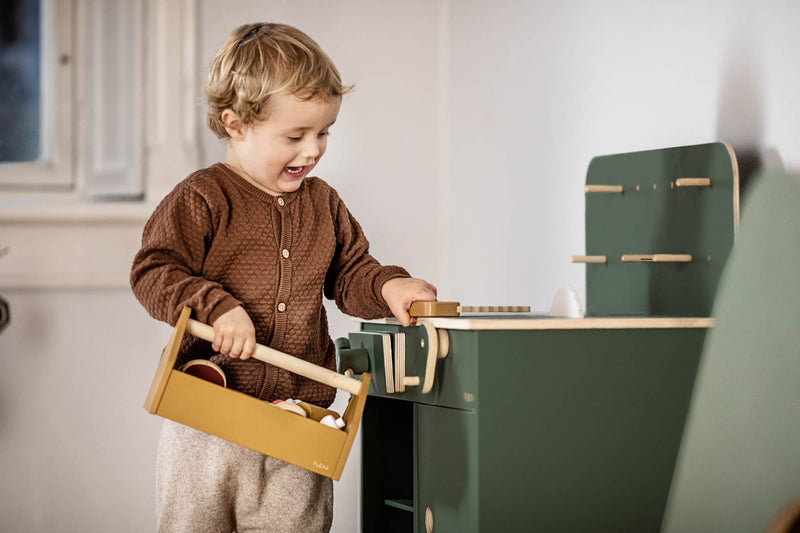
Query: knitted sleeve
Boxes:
[
  {"xmin": 323, "ymin": 192, "xmax": 410, "ymax": 319},
  {"xmin": 130, "ymin": 181, "xmax": 241, "ymax": 327}
]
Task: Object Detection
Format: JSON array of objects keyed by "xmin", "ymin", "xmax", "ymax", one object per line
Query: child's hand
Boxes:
[
  {"xmin": 381, "ymin": 277, "xmax": 438, "ymax": 327},
  {"xmin": 212, "ymin": 306, "xmax": 256, "ymax": 359}
]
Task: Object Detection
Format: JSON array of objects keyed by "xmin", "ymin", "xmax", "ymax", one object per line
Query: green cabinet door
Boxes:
[{"xmin": 415, "ymin": 403, "xmax": 479, "ymax": 533}]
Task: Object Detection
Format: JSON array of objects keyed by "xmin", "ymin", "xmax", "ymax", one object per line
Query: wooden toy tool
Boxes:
[{"xmin": 409, "ymin": 301, "xmax": 530, "ymax": 317}]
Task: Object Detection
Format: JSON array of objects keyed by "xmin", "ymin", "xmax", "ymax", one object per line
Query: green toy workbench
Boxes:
[{"xmin": 337, "ymin": 143, "xmax": 738, "ymax": 532}]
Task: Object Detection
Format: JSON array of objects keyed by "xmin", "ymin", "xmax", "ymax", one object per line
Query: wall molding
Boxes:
[{"xmin": 0, "ymin": 217, "xmax": 144, "ymax": 289}]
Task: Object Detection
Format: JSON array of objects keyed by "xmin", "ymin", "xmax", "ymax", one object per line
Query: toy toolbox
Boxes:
[{"xmin": 144, "ymin": 306, "xmax": 370, "ymax": 481}]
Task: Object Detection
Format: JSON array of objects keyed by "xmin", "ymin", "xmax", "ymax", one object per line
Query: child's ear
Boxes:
[{"xmin": 221, "ymin": 109, "xmax": 246, "ymax": 140}]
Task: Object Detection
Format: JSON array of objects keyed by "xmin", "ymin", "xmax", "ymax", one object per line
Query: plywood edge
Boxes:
[
  {"xmin": 332, "ymin": 372, "xmax": 371, "ymax": 480},
  {"xmin": 414, "ymin": 316, "xmax": 715, "ymax": 331},
  {"xmin": 143, "ymin": 306, "xmax": 192, "ymax": 413},
  {"xmin": 721, "ymin": 141, "xmax": 741, "ymax": 237}
]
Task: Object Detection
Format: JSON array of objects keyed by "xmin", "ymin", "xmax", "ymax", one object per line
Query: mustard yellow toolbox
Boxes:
[{"xmin": 144, "ymin": 306, "xmax": 370, "ymax": 480}]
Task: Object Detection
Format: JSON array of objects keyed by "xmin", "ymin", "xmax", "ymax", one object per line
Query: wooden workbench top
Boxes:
[{"xmin": 365, "ymin": 315, "xmax": 714, "ymax": 331}]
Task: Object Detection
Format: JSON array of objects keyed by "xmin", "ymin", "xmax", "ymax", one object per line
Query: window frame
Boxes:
[
  {"xmin": 0, "ymin": 0, "xmax": 201, "ymax": 289},
  {"xmin": 0, "ymin": 0, "xmax": 75, "ymax": 189}
]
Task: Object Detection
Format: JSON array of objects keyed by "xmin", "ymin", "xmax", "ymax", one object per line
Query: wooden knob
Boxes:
[
  {"xmin": 336, "ymin": 345, "xmax": 371, "ymax": 375},
  {"xmin": 425, "ymin": 506, "xmax": 434, "ymax": 533}
]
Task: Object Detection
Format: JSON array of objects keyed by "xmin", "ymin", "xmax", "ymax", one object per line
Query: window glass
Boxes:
[{"xmin": 0, "ymin": 0, "xmax": 41, "ymax": 163}]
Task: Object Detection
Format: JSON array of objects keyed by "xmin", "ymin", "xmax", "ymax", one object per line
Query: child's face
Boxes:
[{"xmin": 225, "ymin": 93, "xmax": 341, "ymax": 196}]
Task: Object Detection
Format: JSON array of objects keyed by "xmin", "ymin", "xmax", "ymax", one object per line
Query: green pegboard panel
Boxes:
[{"xmin": 583, "ymin": 142, "xmax": 738, "ymax": 316}]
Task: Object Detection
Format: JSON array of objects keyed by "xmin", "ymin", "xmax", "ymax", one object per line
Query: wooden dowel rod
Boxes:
[
  {"xmin": 571, "ymin": 255, "xmax": 607, "ymax": 264},
  {"xmin": 585, "ymin": 185, "xmax": 624, "ymax": 193},
  {"xmin": 620, "ymin": 254, "xmax": 693, "ymax": 263},
  {"xmin": 185, "ymin": 319, "xmax": 362, "ymax": 395},
  {"xmin": 675, "ymin": 178, "xmax": 711, "ymax": 187}
]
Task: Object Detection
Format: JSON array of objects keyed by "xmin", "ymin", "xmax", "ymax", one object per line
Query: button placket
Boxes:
[{"xmin": 272, "ymin": 199, "xmax": 293, "ymax": 350}]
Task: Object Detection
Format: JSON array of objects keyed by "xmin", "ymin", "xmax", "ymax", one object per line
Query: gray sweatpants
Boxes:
[{"xmin": 156, "ymin": 420, "xmax": 333, "ymax": 533}]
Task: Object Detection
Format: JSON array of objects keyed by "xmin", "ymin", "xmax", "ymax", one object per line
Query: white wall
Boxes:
[
  {"xmin": 442, "ymin": 0, "xmax": 799, "ymax": 311},
  {"xmin": 0, "ymin": 288, "xmax": 169, "ymax": 532},
  {"xmin": 1, "ymin": 1, "xmax": 799, "ymax": 531}
]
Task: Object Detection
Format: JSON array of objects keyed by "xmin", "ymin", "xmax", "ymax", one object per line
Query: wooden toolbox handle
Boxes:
[{"xmin": 186, "ymin": 318, "xmax": 363, "ymax": 396}]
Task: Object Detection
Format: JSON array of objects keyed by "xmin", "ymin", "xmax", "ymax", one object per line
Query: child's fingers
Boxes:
[
  {"xmin": 211, "ymin": 305, "xmax": 256, "ymax": 357},
  {"xmin": 403, "ymin": 283, "xmax": 436, "ymax": 326},
  {"xmin": 218, "ymin": 334, "xmax": 234, "ymax": 356},
  {"xmin": 418, "ymin": 283, "xmax": 437, "ymax": 300},
  {"xmin": 241, "ymin": 336, "xmax": 256, "ymax": 360},
  {"xmin": 395, "ymin": 307, "xmax": 413, "ymax": 327},
  {"xmin": 381, "ymin": 277, "xmax": 439, "ymax": 327},
  {"xmin": 409, "ymin": 280, "xmax": 437, "ymax": 302},
  {"xmin": 228, "ymin": 336, "xmax": 246, "ymax": 359}
]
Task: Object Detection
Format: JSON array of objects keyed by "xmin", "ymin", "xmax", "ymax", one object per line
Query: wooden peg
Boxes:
[
  {"xmin": 585, "ymin": 185, "xmax": 624, "ymax": 193},
  {"xmin": 675, "ymin": 178, "xmax": 712, "ymax": 187},
  {"xmin": 571, "ymin": 255, "xmax": 607, "ymax": 264},
  {"xmin": 620, "ymin": 254, "xmax": 693, "ymax": 263}
]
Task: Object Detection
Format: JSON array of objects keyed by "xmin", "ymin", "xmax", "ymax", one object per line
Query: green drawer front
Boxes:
[
  {"xmin": 356, "ymin": 323, "xmax": 478, "ymax": 410},
  {"xmin": 475, "ymin": 327, "xmax": 705, "ymax": 532}
]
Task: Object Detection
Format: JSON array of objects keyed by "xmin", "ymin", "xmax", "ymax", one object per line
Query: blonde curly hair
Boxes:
[{"xmin": 205, "ymin": 23, "xmax": 352, "ymax": 139}]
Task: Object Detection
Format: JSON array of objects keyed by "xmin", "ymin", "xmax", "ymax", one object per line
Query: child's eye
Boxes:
[
  {"xmin": 318, "ymin": 131, "xmax": 330, "ymax": 138},
  {"xmin": 287, "ymin": 136, "xmax": 302, "ymax": 142}
]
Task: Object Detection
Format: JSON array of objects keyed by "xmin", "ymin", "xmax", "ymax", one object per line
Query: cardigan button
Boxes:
[
  {"xmin": 277, "ymin": 302, "xmax": 286, "ymax": 312},
  {"xmin": 282, "ymin": 249, "xmax": 290, "ymax": 259},
  {"xmin": 277, "ymin": 197, "xmax": 285, "ymax": 207}
]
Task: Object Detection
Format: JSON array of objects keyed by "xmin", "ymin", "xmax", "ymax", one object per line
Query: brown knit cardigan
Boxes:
[{"xmin": 131, "ymin": 163, "xmax": 408, "ymax": 407}]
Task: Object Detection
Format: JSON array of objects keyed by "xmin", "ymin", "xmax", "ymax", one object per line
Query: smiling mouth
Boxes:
[{"xmin": 285, "ymin": 166, "xmax": 305, "ymax": 177}]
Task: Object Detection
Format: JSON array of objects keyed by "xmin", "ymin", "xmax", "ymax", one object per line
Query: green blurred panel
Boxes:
[
  {"xmin": 663, "ymin": 172, "xmax": 800, "ymax": 533},
  {"xmin": 586, "ymin": 143, "xmax": 737, "ymax": 316}
]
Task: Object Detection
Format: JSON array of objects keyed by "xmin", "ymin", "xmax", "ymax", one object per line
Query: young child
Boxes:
[{"xmin": 130, "ymin": 22, "xmax": 437, "ymax": 532}]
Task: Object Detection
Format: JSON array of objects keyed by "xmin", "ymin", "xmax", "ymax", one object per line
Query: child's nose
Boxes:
[{"xmin": 301, "ymin": 138, "xmax": 322, "ymax": 160}]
